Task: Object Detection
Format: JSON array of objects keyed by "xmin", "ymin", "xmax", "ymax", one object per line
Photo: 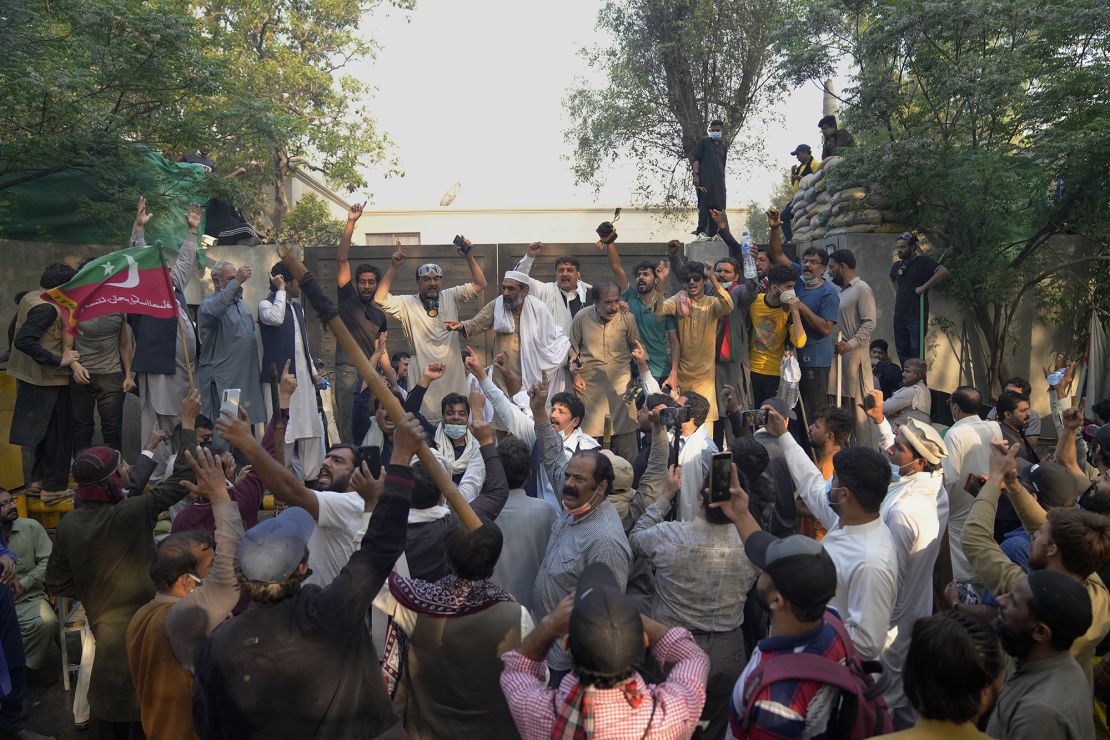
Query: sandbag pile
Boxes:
[{"xmin": 787, "ymin": 156, "xmax": 908, "ymax": 243}]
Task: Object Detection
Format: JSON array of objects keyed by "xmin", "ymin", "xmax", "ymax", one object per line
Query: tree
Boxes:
[
  {"xmin": 0, "ymin": 0, "xmax": 408, "ymax": 235},
  {"xmin": 564, "ymin": 0, "xmax": 793, "ymax": 214},
  {"xmin": 191, "ymin": 0, "xmax": 411, "ymax": 232},
  {"xmin": 781, "ymin": 0, "xmax": 1110, "ymax": 391},
  {"xmin": 276, "ymin": 193, "xmax": 345, "ymax": 249},
  {"xmin": 744, "ymin": 168, "xmax": 793, "ymax": 241}
]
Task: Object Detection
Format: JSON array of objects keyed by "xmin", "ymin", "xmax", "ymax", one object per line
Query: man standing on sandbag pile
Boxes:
[
  {"xmin": 781, "ymin": 144, "xmax": 821, "ymax": 243},
  {"xmin": 691, "ymin": 119, "xmax": 728, "ymax": 240},
  {"xmin": 888, "ymin": 231, "xmax": 948, "ymax": 362}
]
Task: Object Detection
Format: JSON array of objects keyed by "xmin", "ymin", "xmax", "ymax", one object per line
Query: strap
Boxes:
[{"xmin": 640, "ymin": 699, "xmax": 656, "ymax": 740}]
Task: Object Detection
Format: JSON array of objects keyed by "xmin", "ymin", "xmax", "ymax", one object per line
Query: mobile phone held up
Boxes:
[
  {"xmin": 711, "ymin": 451, "xmax": 732, "ymax": 504},
  {"xmin": 453, "ymin": 235, "xmax": 472, "ymax": 254},
  {"xmin": 220, "ymin": 388, "xmax": 241, "ymax": 420}
]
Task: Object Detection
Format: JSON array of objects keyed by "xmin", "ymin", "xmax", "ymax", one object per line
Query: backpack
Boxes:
[{"xmin": 740, "ymin": 611, "xmax": 893, "ymax": 739}]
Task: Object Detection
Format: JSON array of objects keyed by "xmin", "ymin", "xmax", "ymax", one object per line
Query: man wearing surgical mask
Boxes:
[
  {"xmin": 531, "ymin": 437, "xmax": 632, "ymax": 679},
  {"xmin": 434, "ymin": 393, "xmax": 480, "ymax": 485},
  {"xmin": 760, "ymin": 403, "xmax": 899, "ymax": 662},
  {"xmin": 691, "ymin": 119, "xmax": 727, "ymax": 239}
]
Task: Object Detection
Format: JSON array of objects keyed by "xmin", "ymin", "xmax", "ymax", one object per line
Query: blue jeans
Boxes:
[{"xmin": 893, "ymin": 318, "xmax": 922, "ymax": 363}]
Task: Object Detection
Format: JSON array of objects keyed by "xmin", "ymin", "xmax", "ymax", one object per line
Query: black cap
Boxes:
[
  {"xmin": 790, "ymin": 144, "xmax": 812, "ymax": 156},
  {"xmin": 746, "ymin": 531, "xmax": 837, "ymax": 610},
  {"xmin": 567, "ymin": 563, "xmax": 644, "ymax": 676},
  {"xmin": 1018, "ymin": 461, "xmax": 1084, "ymax": 508},
  {"xmin": 1027, "ymin": 570, "xmax": 1092, "ymax": 650},
  {"xmin": 1096, "ymin": 424, "xmax": 1110, "ymax": 451}
]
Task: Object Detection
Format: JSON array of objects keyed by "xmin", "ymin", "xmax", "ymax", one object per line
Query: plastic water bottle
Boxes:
[
  {"xmin": 741, "ymin": 229, "xmax": 757, "ymax": 280},
  {"xmin": 1046, "ymin": 369, "xmax": 1066, "ymax": 387}
]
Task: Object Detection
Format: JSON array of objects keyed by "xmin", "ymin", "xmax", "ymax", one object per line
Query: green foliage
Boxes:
[
  {"xmin": 277, "ymin": 193, "xmax": 344, "ymax": 249},
  {"xmin": 784, "ymin": 0, "xmax": 1110, "ymax": 388},
  {"xmin": 744, "ymin": 202, "xmax": 770, "ymax": 243},
  {"xmin": 0, "ymin": 0, "xmax": 410, "ymax": 233},
  {"xmin": 564, "ymin": 0, "xmax": 793, "ymax": 213}
]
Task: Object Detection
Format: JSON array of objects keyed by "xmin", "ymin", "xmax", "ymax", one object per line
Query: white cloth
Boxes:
[
  {"xmin": 258, "ymin": 295, "xmax": 324, "ymax": 446},
  {"xmin": 380, "ymin": 283, "xmax": 479, "ymax": 422},
  {"xmin": 783, "ymin": 432, "xmax": 898, "ymax": 660},
  {"xmin": 408, "ymin": 505, "xmax": 450, "ymax": 524},
  {"xmin": 434, "ymin": 425, "xmax": 480, "ymax": 478},
  {"xmin": 878, "ymin": 469, "xmax": 949, "ymax": 717},
  {"xmin": 942, "ymin": 415, "xmax": 1003, "ymax": 584},
  {"xmin": 495, "ymin": 294, "xmax": 571, "ymax": 394},
  {"xmin": 305, "ymin": 490, "xmax": 365, "ymax": 587},
  {"xmin": 671, "ymin": 424, "xmax": 717, "ymax": 522},
  {"xmin": 361, "ymin": 419, "xmax": 384, "ymax": 448},
  {"xmin": 883, "ymin": 381, "xmax": 932, "ymax": 425},
  {"xmin": 514, "ymin": 254, "xmax": 592, "ymax": 336}
]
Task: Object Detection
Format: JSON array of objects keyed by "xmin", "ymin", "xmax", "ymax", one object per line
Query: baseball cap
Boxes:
[
  {"xmin": 416, "ymin": 263, "xmax": 443, "ymax": 278},
  {"xmin": 745, "ymin": 531, "xmax": 837, "ymax": 610},
  {"xmin": 599, "ymin": 450, "xmax": 633, "ymax": 495},
  {"xmin": 1027, "ymin": 570, "xmax": 1092, "ymax": 650},
  {"xmin": 1018, "ymin": 461, "xmax": 1084, "ymax": 508},
  {"xmin": 900, "ymin": 419, "xmax": 948, "ymax": 464},
  {"xmin": 567, "ymin": 563, "xmax": 644, "ymax": 676},
  {"xmin": 790, "ymin": 144, "xmax": 811, "ymax": 156},
  {"xmin": 760, "ymin": 397, "xmax": 797, "ymax": 421},
  {"xmin": 236, "ymin": 507, "xmax": 315, "ymax": 583}
]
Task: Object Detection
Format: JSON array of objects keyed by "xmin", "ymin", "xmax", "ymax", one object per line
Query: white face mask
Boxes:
[{"xmin": 442, "ymin": 423, "xmax": 468, "ymax": 440}]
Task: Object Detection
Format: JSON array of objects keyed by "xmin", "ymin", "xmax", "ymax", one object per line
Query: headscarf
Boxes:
[{"xmin": 72, "ymin": 446, "xmax": 124, "ymax": 503}]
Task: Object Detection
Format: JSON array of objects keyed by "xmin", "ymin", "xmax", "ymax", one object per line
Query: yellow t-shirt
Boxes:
[{"xmin": 749, "ymin": 295, "xmax": 797, "ymax": 376}]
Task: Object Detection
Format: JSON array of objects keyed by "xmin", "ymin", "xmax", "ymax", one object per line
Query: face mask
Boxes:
[
  {"xmin": 563, "ymin": 483, "xmax": 603, "ymax": 517},
  {"xmin": 890, "ymin": 461, "xmax": 912, "ymax": 482},
  {"xmin": 719, "ymin": 280, "xmax": 733, "ymax": 290},
  {"xmin": 871, "ymin": 356, "xmax": 880, "ymax": 367},
  {"xmin": 824, "ymin": 478, "xmax": 839, "ymax": 511},
  {"xmin": 708, "ymin": 130, "xmax": 722, "ymax": 140},
  {"xmin": 443, "ymin": 423, "xmax": 468, "ymax": 440},
  {"xmin": 803, "ymin": 276, "xmax": 820, "ymax": 287}
]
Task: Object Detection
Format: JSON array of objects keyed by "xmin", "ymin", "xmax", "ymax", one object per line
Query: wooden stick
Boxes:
[
  {"xmin": 277, "ymin": 245, "xmax": 482, "ymax": 532},
  {"xmin": 268, "ymin": 364, "xmax": 284, "ymax": 467},
  {"xmin": 177, "ymin": 316, "xmax": 194, "ymax": 388}
]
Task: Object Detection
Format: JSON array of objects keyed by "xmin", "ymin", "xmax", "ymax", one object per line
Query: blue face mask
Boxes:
[
  {"xmin": 708, "ymin": 130, "xmax": 722, "ymax": 140},
  {"xmin": 443, "ymin": 424, "xmax": 468, "ymax": 440},
  {"xmin": 890, "ymin": 461, "xmax": 909, "ymax": 482}
]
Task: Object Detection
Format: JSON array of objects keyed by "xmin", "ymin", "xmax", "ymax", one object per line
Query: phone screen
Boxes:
[
  {"xmin": 220, "ymin": 388, "xmax": 241, "ymax": 420},
  {"xmin": 711, "ymin": 452, "xmax": 733, "ymax": 503}
]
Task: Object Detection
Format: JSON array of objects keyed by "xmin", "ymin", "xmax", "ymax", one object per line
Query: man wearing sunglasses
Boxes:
[{"xmin": 375, "ymin": 242, "xmax": 487, "ymax": 423}]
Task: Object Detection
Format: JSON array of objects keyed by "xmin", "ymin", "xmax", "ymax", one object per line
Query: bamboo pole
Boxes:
[{"xmin": 277, "ymin": 245, "xmax": 481, "ymax": 532}]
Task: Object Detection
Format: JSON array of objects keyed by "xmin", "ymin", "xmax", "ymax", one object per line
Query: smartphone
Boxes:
[
  {"xmin": 710, "ymin": 452, "xmax": 733, "ymax": 504},
  {"xmin": 220, "ymin": 388, "xmax": 241, "ymax": 420},
  {"xmin": 964, "ymin": 473, "xmax": 988, "ymax": 497},
  {"xmin": 453, "ymin": 235, "xmax": 471, "ymax": 254},
  {"xmin": 360, "ymin": 446, "xmax": 382, "ymax": 478}
]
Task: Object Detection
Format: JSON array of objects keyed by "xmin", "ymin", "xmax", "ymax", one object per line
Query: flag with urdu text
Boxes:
[{"xmin": 42, "ymin": 243, "xmax": 176, "ymax": 334}]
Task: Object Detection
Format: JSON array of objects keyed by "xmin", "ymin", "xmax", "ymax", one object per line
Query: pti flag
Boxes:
[{"xmin": 43, "ymin": 244, "xmax": 177, "ymax": 334}]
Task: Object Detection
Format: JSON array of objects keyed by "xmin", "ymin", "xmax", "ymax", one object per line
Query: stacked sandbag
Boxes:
[{"xmin": 789, "ymin": 156, "xmax": 908, "ymax": 243}]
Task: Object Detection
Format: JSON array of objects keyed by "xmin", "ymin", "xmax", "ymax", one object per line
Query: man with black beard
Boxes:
[
  {"xmin": 375, "ymin": 240, "xmax": 487, "ymax": 423},
  {"xmin": 988, "ymin": 570, "xmax": 1094, "ymax": 738},
  {"xmin": 219, "ymin": 411, "xmax": 383, "ymax": 588},
  {"xmin": 604, "ymin": 241, "xmax": 679, "ymax": 390}
]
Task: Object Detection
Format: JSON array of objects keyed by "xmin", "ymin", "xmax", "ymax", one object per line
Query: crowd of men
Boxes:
[{"xmin": 1, "ymin": 119, "xmax": 1109, "ymax": 739}]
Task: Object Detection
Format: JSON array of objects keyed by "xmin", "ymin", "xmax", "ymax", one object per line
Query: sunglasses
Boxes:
[{"xmin": 685, "ymin": 275, "xmax": 705, "ymax": 283}]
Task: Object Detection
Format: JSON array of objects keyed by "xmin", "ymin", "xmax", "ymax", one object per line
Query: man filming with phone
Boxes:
[{"xmin": 629, "ymin": 453, "xmax": 756, "ymax": 738}]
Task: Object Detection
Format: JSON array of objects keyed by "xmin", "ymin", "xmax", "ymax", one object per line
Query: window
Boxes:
[{"xmin": 364, "ymin": 232, "xmax": 420, "ymax": 246}]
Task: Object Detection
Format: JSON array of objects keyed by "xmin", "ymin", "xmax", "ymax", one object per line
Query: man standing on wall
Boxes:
[
  {"xmin": 889, "ymin": 231, "xmax": 949, "ymax": 363},
  {"xmin": 691, "ymin": 120, "xmax": 727, "ymax": 240}
]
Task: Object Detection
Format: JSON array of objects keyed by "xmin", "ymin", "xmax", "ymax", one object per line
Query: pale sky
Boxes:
[{"xmin": 348, "ymin": 0, "xmax": 844, "ymax": 211}]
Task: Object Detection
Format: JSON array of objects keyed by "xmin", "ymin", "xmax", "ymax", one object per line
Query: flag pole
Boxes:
[
  {"xmin": 177, "ymin": 317, "xmax": 194, "ymax": 388},
  {"xmin": 277, "ymin": 244, "xmax": 482, "ymax": 532}
]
